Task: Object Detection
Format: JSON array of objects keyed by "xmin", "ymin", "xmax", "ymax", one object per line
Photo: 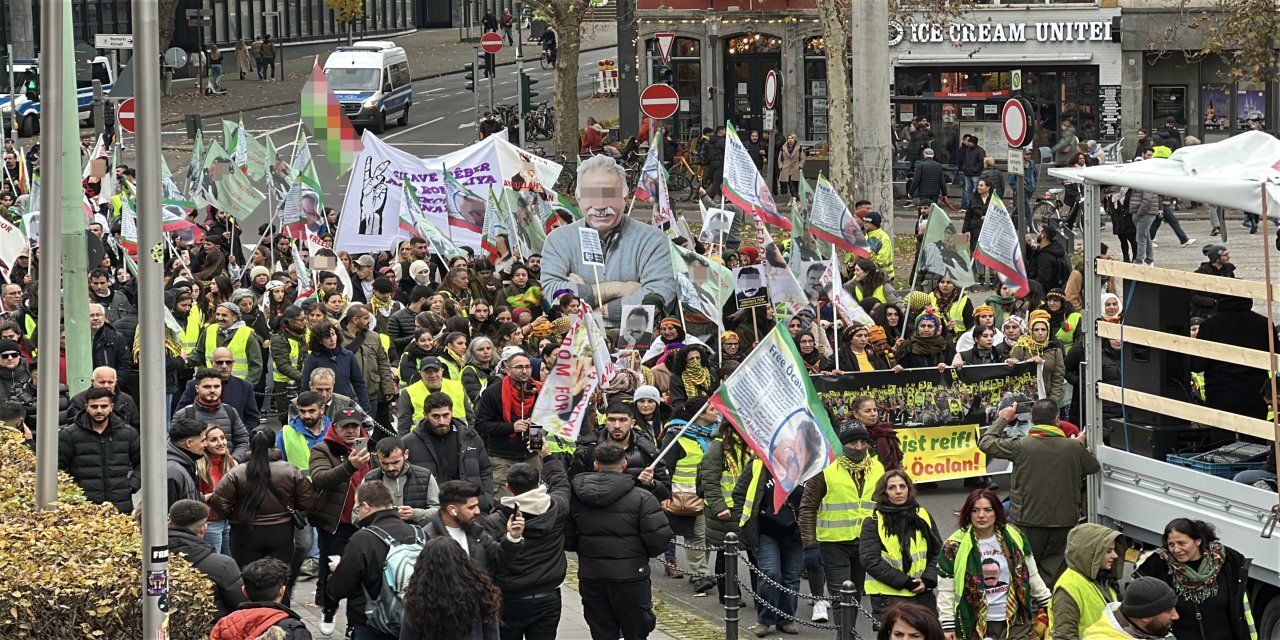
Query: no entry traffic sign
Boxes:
[
  {"xmin": 764, "ymin": 70, "xmax": 779, "ymax": 110},
  {"xmin": 1001, "ymin": 98, "xmax": 1029, "ymax": 148},
  {"xmin": 117, "ymin": 97, "xmax": 136, "ymax": 133},
  {"xmin": 481, "ymin": 32, "xmax": 504, "ymax": 54},
  {"xmin": 640, "ymin": 83, "xmax": 679, "ymax": 120}
]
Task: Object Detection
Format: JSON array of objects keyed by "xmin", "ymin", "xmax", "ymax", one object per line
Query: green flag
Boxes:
[{"xmin": 913, "ymin": 203, "xmax": 974, "ymax": 290}]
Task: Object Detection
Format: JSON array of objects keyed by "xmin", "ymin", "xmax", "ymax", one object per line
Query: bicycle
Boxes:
[
  {"xmin": 667, "ymin": 152, "xmax": 704, "ymax": 202},
  {"xmin": 540, "ymin": 47, "xmax": 554, "ymax": 70}
]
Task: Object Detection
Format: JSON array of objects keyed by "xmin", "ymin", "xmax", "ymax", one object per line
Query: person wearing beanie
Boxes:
[
  {"xmin": 1190, "ymin": 244, "xmax": 1234, "ymax": 319},
  {"xmin": 955, "ymin": 304, "xmax": 997, "ymax": 354},
  {"xmin": 798, "ymin": 417, "xmax": 885, "ymax": 628},
  {"xmin": 720, "ymin": 331, "xmax": 744, "ymax": 365},
  {"xmin": 630, "ymin": 384, "xmax": 671, "ymax": 443},
  {"xmin": 656, "ymin": 397, "xmax": 719, "ymax": 593},
  {"xmin": 190, "ymin": 299, "xmax": 263, "ymax": 385},
  {"xmin": 1041, "ymin": 288, "xmax": 1081, "ymax": 354},
  {"xmin": 1046, "ymin": 523, "xmax": 1123, "ymax": 639},
  {"xmin": 738, "ymin": 245, "xmax": 759, "ymax": 266},
  {"xmin": 721, "ymin": 250, "xmax": 741, "ymax": 270},
  {"xmin": 247, "ymin": 264, "xmax": 272, "ymax": 295},
  {"xmin": 893, "ymin": 310, "xmax": 954, "ymax": 372},
  {"xmin": 1082, "ymin": 577, "xmax": 1178, "ymax": 639},
  {"xmin": 167, "ymin": 417, "xmax": 208, "ymax": 507},
  {"xmin": 1007, "ymin": 309, "xmax": 1066, "ymax": 404},
  {"xmin": 838, "ymin": 323, "xmax": 888, "ymax": 373},
  {"xmin": 862, "ymin": 211, "xmax": 895, "ymax": 281},
  {"xmin": 865, "ymin": 325, "xmax": 897, "ymax": 369}
]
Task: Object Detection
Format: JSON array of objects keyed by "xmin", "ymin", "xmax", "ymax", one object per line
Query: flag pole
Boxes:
[
  {"xmin": 648, "ymin": 398, "xmax": 713, "ymax": 468},
  {"xmin": 441, "ymin": 164, "xmax": 455, "ymax": 242},
  {"xmin": 831, "ymin": 252, "xmax": 840, "ymax": 373}
]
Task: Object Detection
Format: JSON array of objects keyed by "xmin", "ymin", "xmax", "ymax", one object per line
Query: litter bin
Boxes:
[{"xmin": 185, "ymin": 114, "xmax": 202, "ymax": 141}]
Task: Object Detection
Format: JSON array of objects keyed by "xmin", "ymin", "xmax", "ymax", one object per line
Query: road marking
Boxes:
[
  {"xmin": 457, "ymin": 123, "xmax": 472, "ymax": 130},
  {"xmin": 383, "ymin": 116, "xmax": 445, "ymax": 140},
  {"xmin": 455, "ymin": 107, "xmax": 472, "ymax": 114},
  {"xmin": 421, "ymin": 87, "xmax": 446, "ymax": 94},
  {"xmin": 256, "ymin": 113, "xmax": 292, "ymax": 120}
]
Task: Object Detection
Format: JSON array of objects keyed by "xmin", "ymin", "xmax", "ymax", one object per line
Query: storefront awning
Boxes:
[{"xmin": 893, "ymin": 52, "xmax": 1093, "ymax": 66}]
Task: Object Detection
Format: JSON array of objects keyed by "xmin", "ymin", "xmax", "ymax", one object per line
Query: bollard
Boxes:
[
  {"xmin": 185, "ymin": 114, "xmax": 202, "ymax": 141},
  {"xmin": 839, "ymin": 580, "xmax": 857, "ymax": 640},
  {"xmin": 723, "ymin": 533, "xmax": 741, "ymax": 640}
]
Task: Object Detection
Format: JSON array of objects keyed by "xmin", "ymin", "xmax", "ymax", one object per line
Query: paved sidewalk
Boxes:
[
  {"xmin": 290, "ymin": 577, "xmax": 683, "ymax": 640},
  {"xmin": 160, "ymin": 22, "xmax": 618, "ymax": 126}
]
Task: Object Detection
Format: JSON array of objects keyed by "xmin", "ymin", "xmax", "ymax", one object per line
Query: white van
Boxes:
[{"xmin": 323, "ymin": 41, "xmax": 412, "ymax": 134}]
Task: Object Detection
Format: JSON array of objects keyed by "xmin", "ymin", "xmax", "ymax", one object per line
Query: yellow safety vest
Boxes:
[
  {"xmin": 1047, "ymin": 567, "xmax": 1117, "ymax": 638},
  {"xmin": 281, "ymin": 425, "xmax": 317, "ymax": 475},
  {"xmin": 867, "ymin": 227, "xmax": 895, "ymax": 280},
  {"xmin": 864, "ymin": 507, "xmax": 934, "ymax": 597},
  {"xmin": 738, "ymin": 459, "xmax": 765, "ymax": 527},
  {"xmin": 816, "ymin": 458, "xmax": 884, "ymax": 543},
  {"xmin": 272, "ymin": 334, "xmax": 303, "ymax": 383},
  {"xmin": 854, "ymin": 284, "xmax": 887, "ymax": 304},
  {"xmin": 929, "ymin": 293, "xmax": 970, "ymax": 336},
  {"xmin": 204, "ymin": 324, "xmax": 254, "ymax": 380},
  {"xmin": 23, "ymin": 314, "xmax": 36, "ymax": 358},
  {"xmin": 1081, "ymin": 610, "xmax": 1131, "ymax": 640},
  {"xmin": 402, "ymin": 378, "xmax": 467, "ymax": 426},
  {"xmin": 718, "ymin": 445, "xmax": 746, "ymax": 510},
  {"xmin": 672, "ymin": 436, "xmax": 704, "ymax": 490},
  {"xmin": 179, "ymin": 307, "xmax": 204, "ymax": 357}
]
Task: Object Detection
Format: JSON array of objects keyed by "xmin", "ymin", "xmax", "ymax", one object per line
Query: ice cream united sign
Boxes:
[{"xmin": 890, "ymin": 18, "xmax": 1114, "ymax": 46}]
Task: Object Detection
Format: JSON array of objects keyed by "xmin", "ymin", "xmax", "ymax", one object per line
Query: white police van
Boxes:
[
  {"xmin": 2, "ymin": 56, "xmax": 115, "ymax": 137},
  {"xmin": 323, "ymin": 41, "xmax": 412, "ymax": 134}
]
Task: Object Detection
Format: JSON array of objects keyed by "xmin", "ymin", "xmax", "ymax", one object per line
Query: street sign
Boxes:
[
  {"xmin": 185, "ymin": 8, "xmax": 213, "ymax": 17},
  {"xmin": 764, "ymin": 70, "xmax": 779, "ymax": 110},
  {"xmin": 655, "ymin": 33, "xmax": 675, "ymax": 66},
  {"xmin": 1011, "ymin": 68, "xmax": 1023, "ymax": 92},
  {"xmin": 639, "ymin": 83, "xmax": 679, "ymax": 120},
  {"xmin": 162, "ymin": 47, "xmax": 188, "ymax": 69},
  {"xmin": 262, "ymin": 11, "xmax": 280, "ymax": 16},
  {"xmin": 763, "ymin": 109, "xmax": 775, "ymax": 132},
  {"xmin": 1007, "ymin": 149, "xmax": 1024, "ymax": 176},
  {"xmin": 95, "ymin": 34, "xmax": 133, "ymax": 49},
  {"xmin": 117, "ymin": 98, "xmax": 136, "ymax": 133},
  {"xmin": 1001, "ymin": 98, "xmax": 1029, "ymax": 148},
  {"xmin": 481, "ymin": 32, "xmax": 504, "ymax": 54}
]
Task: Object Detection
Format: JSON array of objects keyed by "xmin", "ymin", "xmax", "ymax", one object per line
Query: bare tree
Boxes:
[
  {"xmin": 1151, "ymin": 0, "xmax": 1280, "ymax": 83},
  {"xmin": 160, "ymin": 0, "xmax": 181, "ymax": 51},
  {"xmin": 524, "ymin": 1, "xmax": 592, "ymax": 161}
]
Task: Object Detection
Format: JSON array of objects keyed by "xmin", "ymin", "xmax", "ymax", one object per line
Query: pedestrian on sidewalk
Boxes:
[
  {"xmin": 500, "ymin": 9, "xmax": 514, "ymax": 45},
  {"xmin": 208, "ymin": 45, "xmax": 224, "ymax": 92},
  {"xmin": 250, "ymin": 37, "xmax": 264, "ymax": 80},
  {"xmin": 260, "ymin": 35, "xmax": 277, "ymax": 81},
  {"xmin": 235, "ymin": 39, "xmax": 252, "ymax": 80}
]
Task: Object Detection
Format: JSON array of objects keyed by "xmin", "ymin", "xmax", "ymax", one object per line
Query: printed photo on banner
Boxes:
[
  {"xmin": 501, "ymin": 188, "xmax": 547, "ymax": 259},
  {"xmin": 505, "ymin": 150, "xmax": 557, "ymax": 201},
  {"xmin": 699, "ymin": 207, "xmax": 735, "ymax": 245},
  {"xmin": 618, "ymin": 304, "xmax": 656, "ymax": 351},
  {"xmin": 765, "ymin": 265, "xmax": 811, "ymax": 319},
  {"xmin": 734, "ymin": 265, "xmax": 769, "ymax": 309},
  {"xmin": 800, "ymin": 260, "xmax": 827, "ymax": 300},
  {"xmin": 579, "ymin": 227, "xmax": 605, "ymax": 266},
  {"xmin": 671, "ymin": 243, "xmax": 733, "ymax": 331},
  {"xmin": 814, "ymin": 363, "xmax": 1038, "ymax": 428},
  {"xmin": 768, "ymin": 409, "xmax": 831, "ymax": 493}
]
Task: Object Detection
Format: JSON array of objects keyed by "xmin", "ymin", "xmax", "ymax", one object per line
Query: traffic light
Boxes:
[
  {"xmin": 519, "ymin": 71, "xmax": 539, "ymax": 112},
  {"xmin": 464, "ymin": 63, "xmax": 476, "ymax": 92}
]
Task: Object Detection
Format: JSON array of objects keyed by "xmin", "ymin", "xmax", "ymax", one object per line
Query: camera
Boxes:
[{"xmin": 527, "ymin": 425, "xmax": 545, "ymax": 451}]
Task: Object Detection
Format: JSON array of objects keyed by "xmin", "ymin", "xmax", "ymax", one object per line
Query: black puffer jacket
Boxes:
[
  {"xmin": 569, "ymin": 430, "xmax": 672, "ymax": 500},
  {"xmin": 908, "ymin": 158, "xmax": 946, "ymax": 199},
  {"xmin": 67, "ymin": 388, "xmax": 141, "ymax": 429},
  {"xmin": 1029, "ymin": 241, "xmax": 1067, "ymax": 294},
  {"xmin": 401, "ymin": 419, "xmax": 495, "ymax": 511},
  {"xmin": 479, "ymin": 457, "xmax": 571, "ymax": 597},
  {"xmin": 166, "ymin": 441, "xmax": 204, "ymax": 508},
  {"xmin": 387, "ymin": 306, "xmax": 419, "ymax": 354},
  {"xmin": 567, "ymin": 471, "xmax": 673, "ymax": 582},
  {"xmin": 58, "ymin": 411, "xmax": 140, "ymax": 512},
  {"xmin": 91, "ymin": 323, "xmax": 133, "ymax": 379},
  {"xmin": 168, "ymin": 527, "xmax": 246, "ymax": 619}
]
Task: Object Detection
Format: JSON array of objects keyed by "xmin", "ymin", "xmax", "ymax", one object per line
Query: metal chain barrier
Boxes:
[
  {"xmin": 733, "ymin": 577, "xmax": 840, "ymax": 631},
  {"xmin": 671, "ymin": 539, "xmax": 727, "ymax": 553},
  {"xmin": 657, "ymin": 555, "xmax": 726, "ymax": 580},
  {"xmin": 738, "ymin": 554, "xmax": 880, "ymax": 628}
]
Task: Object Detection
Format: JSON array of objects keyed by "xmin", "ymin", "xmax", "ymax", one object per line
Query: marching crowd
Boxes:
[{"xmin": 3, "ymin": 134, "xmax": 1272, "ymax": 640}]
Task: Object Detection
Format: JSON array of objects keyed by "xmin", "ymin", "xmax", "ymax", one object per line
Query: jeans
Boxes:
[
  {"xmin": 255, "ymin": 58, "xmax": 265, "ymax": 80},
  {"xmin": 502, "ymin": 26, "xmax": 513, "ymax": 44},
  {"xmin": 754, "ymin": 531, "xmax": 803, "ymax": 626},
  {"xmin": 1234, "ymin": 469, "xmax": 1276, "ymax": 485},
  {"xmin": 820, "ymin": 542, "xmax": 865, "ymax": 627},
  {"xmin": 961, "ymin": 174, "xmax": 980, "ymax": 208},
  {"xmin": 501, "ymin": 589, "xmax": 562, "ymax": 640},
  {"xmin": 317, "ymin": 523, "xmax": 358, "ymax": 614},
  {"xmin": 204, "ymin": 519, "xmax": 231, "ymax": 555},
  {"xmin": 209, "ymin": 62, "xmax": 223, "ymax": 89},
  {"xmin": 1134, "ymin": 214, "xmax": 1156, "ymax": 264},
  {"xmin": 1150, "ymin": 204, "xmax": 1189, "ymax": 244}
]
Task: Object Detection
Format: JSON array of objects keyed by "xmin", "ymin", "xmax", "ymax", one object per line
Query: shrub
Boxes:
[{"xmin": 0, "ymin": 427, "xmax": 217, "ymax": 638}]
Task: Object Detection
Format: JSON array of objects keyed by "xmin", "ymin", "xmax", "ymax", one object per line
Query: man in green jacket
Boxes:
[{"xmin": 863, "ymin": 211, "xmax": 895, "ymax": 281}]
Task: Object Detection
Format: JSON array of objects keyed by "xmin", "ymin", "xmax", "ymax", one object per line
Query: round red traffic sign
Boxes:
[
  {"xmin": 1001, "ymin": 98, "xmax": 1029, "ymax": 148},
  {"xmin": 640, "ymin": 83, "xmax": 679, "ymax": 120},
  {"xmin": 481, "ymin": 32, "xmax": 504, "ymax": 54},
  {"xmin": 764, "ymin": 70, "xmax": 779, "ymax": 110},
  {"xmin": 117, "ymin": 97, "xmax": 136, "ymax": 133}
]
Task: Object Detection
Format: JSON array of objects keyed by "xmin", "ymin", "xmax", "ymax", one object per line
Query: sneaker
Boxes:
[
  {"xmin": 299, "ymin": 557, "xmax": 318, "ymax": 579},
  {"xmin": 319, "ymin": 612, "xmax": 336, "ymax": 636},
  {"xmin": 1181, "ymin": 238, "xmax": 1196, "ymax": 246},
  {"xmin": 812, "ymin": 600, "xmax": 830, "ymax": 623},
  {"xmin": 748, "ymin": 624, "xmax": 773, "ymax": 637},
  {"xmin": 1151, "ymin": 242, "xmax": 1159, "ymax": 248},
  {"xmin": 778, "ymin": 623, "xmax": 801, "ymax": 634}
]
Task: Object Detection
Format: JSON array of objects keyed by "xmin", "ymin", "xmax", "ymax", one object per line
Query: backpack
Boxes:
[{"xmin": 363, "ymin": 524, "xmax": 426, "ymax": 635}]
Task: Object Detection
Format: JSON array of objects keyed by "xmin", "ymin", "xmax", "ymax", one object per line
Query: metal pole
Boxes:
[
  {"xmin": 1015, "ymin": 150, "xmax": 1027, "ymax": 244},
  {"xmin": 6, "ymin": 45, "xmax": 16, "ymax": 141},
  {"xmin": 1082, "ymin": 180, "xmax": 1102, "ymax": 523},
  {"xmin": 278, "ymin": 14, "xmax": 284, "ymax": 81},
  {"xmin": 722, "ymin": 532, "xmax": 741, "ymax": 640},
  {"xmin": 60, "ymin": 3, "xmax": 91, "ymax": 395},
  {"xmin": 34, "ymin": 0, "xmax": 68, "ymax": 509},
  {"xmin": 133, "ymin": 0, "xmax": 170, "ymax": 636},
  {"xmin": 838, "ymin": 580, "xmax": 856, "ymax": 640},
  {"xmin": 473, "ymin": 48, "xmax": 481, "ymax": 137},
  {"xmin": 515, "ymin": 2, "xmax": 525, "ymax": 148},
  {"xmin": 488, "ymin": 68, "xmax": 495, "ymax": 124}
]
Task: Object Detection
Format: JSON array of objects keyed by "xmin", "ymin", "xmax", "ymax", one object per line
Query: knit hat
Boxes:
[
  {"xmin": 230, "ymin": 288, "xmax": 256, "ymax": 304},
  {"xmin": 500, "ymin": 346, "xmax": 525, "ymax": 364},
  {"xmin": 720, "ymin": 250, "xmax": 739, "ymax": 263},
  {"xmin": 915, "ymin": 309, "xmax": 942, "ymax": 329},
  {"xmin": 837, "ymin": 420, "xmax": 871, "ymax": 445},
  {"xmin": 1119, "ymin": 577, "xmax": 1178, "ymax": 619},
  {"xmin": 1046, "ymin": 289, "xmax": 1067, "ymax": 303},
  {"xmin": 169, "ymin": 418, "xmax": 206, "ymax": 442},
  {"xmin": 0, "ymin": 339, "xmax": 21, "ymax": 355},
  {"xmin": 633, "ymin": 385, "xmax": 662, "ymax": 404},
  {"xmin": 249, "ymin": 265, "xmax": 271, "ymax": 281},
  {"xmin": 738, "ymin": 246, "xmax": 759, "ymax": 265},
  {"xmin": 658, "ymin": 317, "xmax": 682, "ymax": 329},
  {"xmin": 973, "ymin": 304, "xmax": 995, "ymax": 318},
  {"xmin": 1202, "ymin": 243, "xmax": 1227, "ymax": 263},
  {"xmin": 1029, "ymin": 309, "xmax": 1051, "ymax": 330},
  {"xmin": 217, "ymin": 302, "xmax": 242, "ymax": 317},
  {"xmin": 867, "ymin": 326, "xmax": 887, "ymax": 342},
  {"xmin": 903, "ymin": 290, "xmax": 931, "ymax": 314}
]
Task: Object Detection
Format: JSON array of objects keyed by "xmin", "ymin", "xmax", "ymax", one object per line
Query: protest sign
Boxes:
[
  {"xmin": 814, "ymin": 362, "xmax": 1038, "ymax": 427},
  {"xmin": 897, "ymin": 424, "xmax": 989, "ymax": 481},
  {"xmin": 974, "ymin": 194, "xmax": 1030, "ymax": 296},
  {"xmin": 722, "ymin": 122, "xmax": 789, "ymax": 230},
  {"xmin": 733, "ymin": 266, "xmax": 768, "ymax": 309}
]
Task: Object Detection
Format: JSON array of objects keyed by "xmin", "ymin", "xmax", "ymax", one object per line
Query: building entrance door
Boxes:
[{"xmin": 723, "ymin": 34, "xmax": 781, "ymax": 135}]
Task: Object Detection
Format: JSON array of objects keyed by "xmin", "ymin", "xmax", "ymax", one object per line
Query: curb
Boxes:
[
  {"xmin": 652, "ymin": 583, "xmax": 750, "ymax": 640},
  {"xmin": 160, "ymin": 40, "xmax": 620, "ymax": 128}
]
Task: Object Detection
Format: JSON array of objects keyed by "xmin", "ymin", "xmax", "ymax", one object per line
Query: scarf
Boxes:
[
  {"xmin": 1028, "ymin": 424, "xmax": 1067, "ymax": 438},
  {"xmin": 950, "ymin": 525, "xmax": 1034, "ymax": 639},
  {"xmin": 1014, "ymin": 332, "xmax": 1050, "ymax": 356},
  {"xmin": 907, "ymin": 334, "xmax": 949, "ymax": 356},
  {"xmin": 800, "ymin": 347, "xmax": 823, "ymax": 373},
  {"xmin": 682, "ymin": 359, "xmax": 711, "ymax": 395},
  {"xmin": 501, "ymin": 376, "xmax": 540, "ymax": 423},
  {"xmin": 1002, "ymin": 316, "xmax": 1027, "ymax": 349},
  {"xmin": 1156, "ymin": 541, "xmax": 1224, "ymax": 604},
  {"xmin": 681, "ymin": 421, "xmax": 717, "ymax": 452},
  {"xmin": 444, "ymin": 347, "xmax": 466, "ymax": 371},
  {"xmin": 986, "ymin": 292, "xmax": 1016, "ymax": 310},
  {"xmin": 838, "ymin": 452, "xmax": 874, "ymax": 476},
  {"xmin": 867, "ymin": 421, "xmax": 902, "ymax": 470},
  {"xmin": 369, "ymin": 294, "xmax": 392, "ymax": 319},
  {"xmin": 877, "ymin": 501, "xmax": 933, "ymax": 572},
  {"xmin": 195, "ymin": 394, "xmax": 222, "ymax": 412}
]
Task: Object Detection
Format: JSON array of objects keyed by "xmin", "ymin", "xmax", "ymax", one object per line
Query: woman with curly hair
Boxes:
[
  {"xmin": 666, "ymin": 344, "xmax": 718, "ymax": 405},
  {"xmin": 401, "ymin": 536, "xmax": 502, "ymax": 640},
  {"xmin": 440, "ymin": 266, "xmax": 473, "ymax": 315},
  {"xmin": 937, "ymin": 488, "xmax": 1051, "ymax": 640},
  {"xmin": 871, "ymin": 302, "xmax": 907, "ymax": 345}
]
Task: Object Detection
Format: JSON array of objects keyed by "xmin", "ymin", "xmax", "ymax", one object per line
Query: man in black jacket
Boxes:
[
  {"xmin": 387, "ymin": 284, "xmax": 431, "ymax": 355},
  {"xmin": 706, "ymin": 126, "xmax": 727, "ymax": 198},
  {"xmin": 425, "ymin": 480, "xmax": 524, "ymax": 575},
  {"xmin": 327, "ymin": 481, "xmax": 423, "ymax": 639},
  {"xmin": 175, "ymin": 347, "xmax": 262, "ymax": 431},
  {"xmin": 958, "ymin": 135, "xmax": 986, "ymax": 209},
  {"xmin": 908, "ymin": 148, "xmax": 945, "ymax": 204},
  {"xmin": 166, "ymin": 417, "xmax": 207, "ymax": 508},
  {"xmin": 65, "ymin": 366, "xmax": 141, "ymax": 428},
  {"xmin": 211, "ymin": 558, "xmax": 313, "ymax": 640},
  {"xmin": 475, "ymin": 352, "xmax": 541, "ymax": 497},
  {"xmin": 168, "ymin": 499, "xmax": 246, "ymax": 619},
  {"xmin": 89, "ymin": 302, "xmax": 133, "ymax": 380},
  {"xmin": 403, "ymin": 391, "xmax": 495, "ymax": 510},
  {"xmin": 568, "ymin": 442, "xmax": 673, "ymax": 640},
  {"xmin": 58, "ymin": 387, "xmax": 139, "ymax": 513},
  {"xmin": 480, "ymin": 444, "xmax": 570, "ymax": 640},
  {"xmin": 356, "ymin": 436, "xmax": 440, "ymax": 526},
  {"xmin": 569, "ymin": 401, "xmax": 672, "ymax": 500}
]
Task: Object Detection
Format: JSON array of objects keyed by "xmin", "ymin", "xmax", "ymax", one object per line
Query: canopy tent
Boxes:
[{"xmin": 1049, "ymin": 130, "xmax": 1280, "ymax": 219}]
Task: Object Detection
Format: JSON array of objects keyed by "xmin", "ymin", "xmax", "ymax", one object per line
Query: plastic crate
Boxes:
[{"xmin": 1166, "ymin": 451, "xmax": 1267, "ymax": 479}]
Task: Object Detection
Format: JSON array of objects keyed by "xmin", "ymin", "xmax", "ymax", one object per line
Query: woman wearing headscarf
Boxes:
[
  {"xmin": 893, "ymin": 311, "xmax": 954, "ymax": 372},
  {"xmin": 955, "ymin": 305, "xmax": 997, "ymax": 354},
  {"xmin": 867, "ymin": 326, "xmax": 898, "ymax": 370},
  {"xmin": 1100, "ymin": 293, "xmax": 1123, "ymax": 323},
  {"xmin": 1005, "ymin": 310, "xmax": 1066, "ymax": 405},
  {"xmin": 859, "ymin": 470, "xmax": 941, "ymax": 619},
  {"xmin": 796, "ymin": 329, "xmax": 834, "ymax": 375},
  {"xmin": 984, "ymin": 283, "xmax": 1021, "ymax": 327},
  {"xmin": 838, "ymin": 323, "xmax": 890, "ymax": 372},
  {"xmin": 994, "ymin": 315, "xmax": 1026, "ymax": 361},
  {"xmin": 720, "ymin": 331, "xmax": 745, "ymax": 366},
  {"xmin": 1040, "ymin": 289, "xmax": 1082, "ymax": 354}
]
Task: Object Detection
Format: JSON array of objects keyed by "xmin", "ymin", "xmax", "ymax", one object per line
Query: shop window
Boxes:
[
  {"xmin": 1203, "ymin": 86, "xmax": 1229, "ymax": 133},
  {"xmin": 1236, "ymin": 80, "xmax": 1266, "ymax": 130},
  {"xmin": 646, "ymin": 36, "xmax": 702, "ymax": 143},
  {"xmin": 1151, "ymin": 86, "xmax": 1186, "ymax": 128},
  {"xmin": 726, "ymin": 33, "xmax": 781, "ymax": 55},
  {"xmin": 803, "ymin": 36, "xmax": 851, "ymax": 142}
]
